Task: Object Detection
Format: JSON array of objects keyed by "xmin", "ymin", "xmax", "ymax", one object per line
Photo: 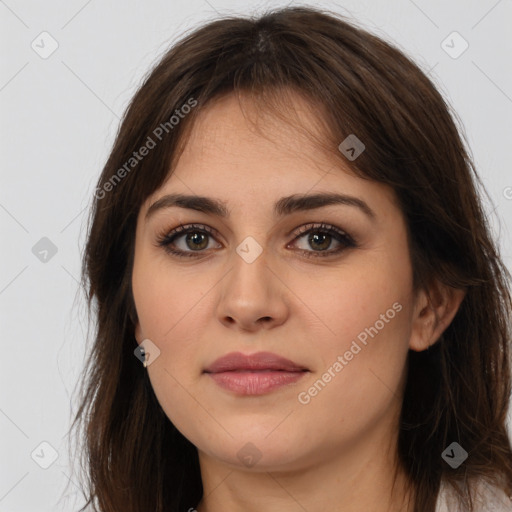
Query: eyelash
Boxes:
[{"xmin": 155, "ymin": 222, "xmax": 357, "ymax": 259}]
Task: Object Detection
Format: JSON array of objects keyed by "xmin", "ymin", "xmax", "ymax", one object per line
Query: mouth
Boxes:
[{"xmin": 203, "ymin": 351, "xmax": 309, "ymax": 395}]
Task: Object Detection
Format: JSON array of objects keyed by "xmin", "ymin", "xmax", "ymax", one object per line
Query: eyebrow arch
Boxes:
[{"xmin": 145, "ymin": 192, "xmax": 376, "ymax": 222}]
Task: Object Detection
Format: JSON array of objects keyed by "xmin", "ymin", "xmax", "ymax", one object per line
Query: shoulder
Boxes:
[{"xmin": 436, "ymin": 478, "xmax": 512, "ymax": 512}]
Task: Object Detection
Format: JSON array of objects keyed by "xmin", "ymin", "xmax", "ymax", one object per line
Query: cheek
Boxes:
[
  {"xmin": 292, "ymin": 258, "xmax": 412, "ymax": 411},
  {"xmin": 132, "ymin": 258, "xmax": 216, "ymax": 436},
  {"xmin": 292, "ymin": 288, "xmax": 410, "ymax": 442},
  {"xmin": 293, "ymin": 257, "xmax": 410, "ymax": 352},
  {"xmin": 132, "ymin": 252, "xmax": 225, "ymax": 401},
  {"xmin": 132, "ymin": 248, "xmax": 209, "ymax": 340}
]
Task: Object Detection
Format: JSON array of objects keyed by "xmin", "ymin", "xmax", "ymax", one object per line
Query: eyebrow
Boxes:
[{"xmin": 145, "ymin": 192, "xmax": 376, "ymax": 222}]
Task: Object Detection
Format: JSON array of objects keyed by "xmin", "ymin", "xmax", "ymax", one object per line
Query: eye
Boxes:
[
  {"xmin": 155, "ymin": 222, "xmax": 357, "ymax": 259},
  {"xmin": 155, "ymin": 223, "xmax": 222, "ymax": 258},
  {"xmin": 287, "ymin": 222, "xmax": 357, "ymax": 258}
]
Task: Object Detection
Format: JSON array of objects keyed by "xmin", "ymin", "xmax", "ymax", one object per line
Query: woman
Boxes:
[{"xmin": 70, "ymin": 6, "xmax": 512, "ymax": 512}]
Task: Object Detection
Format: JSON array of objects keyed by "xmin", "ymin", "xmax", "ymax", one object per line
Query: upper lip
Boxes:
[{"xmin": 204, "ymin": 351, "xmax": 308, "ymax": 373}]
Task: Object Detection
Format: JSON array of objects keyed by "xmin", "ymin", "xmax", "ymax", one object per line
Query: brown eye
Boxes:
[
  {"xmin": 156, "ymin": 224, "xmax": 221, "ymax": 258},
  {"xmin": 289, "ymin": 223, "xmax": 356, "ymax": 258}
]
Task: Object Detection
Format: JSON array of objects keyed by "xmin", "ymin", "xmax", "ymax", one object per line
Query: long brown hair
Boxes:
[{"xmin": 68, "ymin": 6, "xmax": 512, "ymax": 511}]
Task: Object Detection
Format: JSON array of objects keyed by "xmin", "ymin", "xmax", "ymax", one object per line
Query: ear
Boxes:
[{"xmin": 409, "ymin": 279, "xmax": 466, "ymax": 352}]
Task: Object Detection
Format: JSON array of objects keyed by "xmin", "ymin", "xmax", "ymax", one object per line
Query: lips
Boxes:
[
  {"xmin": 204, "ymin": 351, "xmax": 308, "ymax": 373},
  {"xmin": 204, "ymin": 351, "xmax": 309, "ymax": 396}
]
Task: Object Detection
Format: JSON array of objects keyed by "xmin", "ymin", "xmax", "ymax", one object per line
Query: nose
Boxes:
[{"xmin": 215, "ymin": 245, "xmax": 289, "ymax": 333}]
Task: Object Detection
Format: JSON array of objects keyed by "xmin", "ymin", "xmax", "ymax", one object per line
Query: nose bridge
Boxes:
[{"xmin": 227, "ymin": 234, "xmax": 272, "ymax": 298}]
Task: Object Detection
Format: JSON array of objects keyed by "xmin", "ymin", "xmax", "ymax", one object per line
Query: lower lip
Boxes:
[{"xmin": 206, "ymin": 370, "xmax": 307, "ymax": 395}]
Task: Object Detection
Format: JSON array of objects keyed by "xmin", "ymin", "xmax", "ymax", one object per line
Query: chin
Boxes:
[{"xmin": 197, "ymin": 432, "xmax": 311, "ymax": 472}]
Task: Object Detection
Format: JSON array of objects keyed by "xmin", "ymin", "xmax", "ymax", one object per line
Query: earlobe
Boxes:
[{"xmin": 409, "ymin": 280, "xmax": 466, "ymax": 352}]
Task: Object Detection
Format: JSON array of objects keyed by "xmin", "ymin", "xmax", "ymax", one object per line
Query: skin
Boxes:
[{"xmin": 132, "ymin": 91, "xmax": 465, "ymax": 512}]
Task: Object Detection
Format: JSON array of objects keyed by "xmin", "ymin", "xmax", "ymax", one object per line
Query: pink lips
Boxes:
[{"xmin": 204, "ymin": 351, "xmax": 308, "ymax": 396}]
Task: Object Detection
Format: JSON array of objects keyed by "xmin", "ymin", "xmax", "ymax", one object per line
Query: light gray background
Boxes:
[{"xmin": 1, "ymin": 1, "xmax": 511, "ymax": 511}]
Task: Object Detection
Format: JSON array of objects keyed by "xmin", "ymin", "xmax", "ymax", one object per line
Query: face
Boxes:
[{"xmin": 132, "ymin": 91, "xmax": 419, "ymax": 472}]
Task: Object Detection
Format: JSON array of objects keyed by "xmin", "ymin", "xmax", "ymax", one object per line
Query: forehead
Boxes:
[
  {"xmin": 176, "ymin": 90, "xmax": 340, "ymax": 175},
  {"xmin": 142, "ymin": 91, "xmax": 399, "ymax": 221}
]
